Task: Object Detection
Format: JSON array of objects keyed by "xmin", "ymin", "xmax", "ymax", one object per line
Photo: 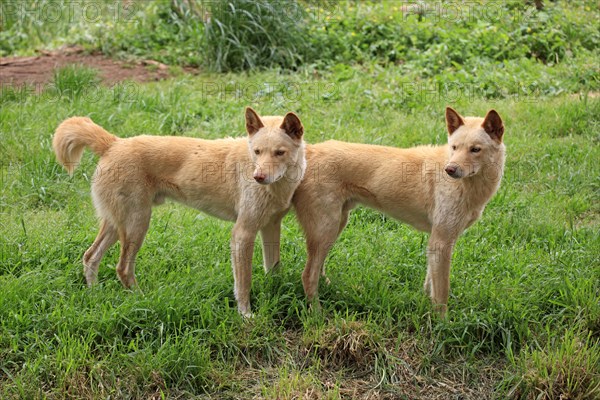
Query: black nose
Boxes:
[{"xmin": 445, "ymin": 166, "xmax": 457, "ymax": 176}]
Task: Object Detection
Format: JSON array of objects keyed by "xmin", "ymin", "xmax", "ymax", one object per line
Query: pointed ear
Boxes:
[
  {"xmin": 245, "ymin": 107, "xmax": 264, "ymax": 136},
  {"xmin": 445, "ymin": 106, "xmax": 465, "ymax": 135},
  {"xmin": 482, "ymin": 109, "xmax": 504, "ymax": 143},
  {"xmin": 280, "ymin": 112, "xmax": 303, "ymax": 141}
]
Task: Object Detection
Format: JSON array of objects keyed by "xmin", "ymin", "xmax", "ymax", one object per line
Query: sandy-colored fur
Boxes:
[
  {"xmin": 292, "ymin": 108, "xmax": 505, "ymax": 316},
  {"xmin": 52, "ymin": 108, "xmax": 306, "ymax": 316}
]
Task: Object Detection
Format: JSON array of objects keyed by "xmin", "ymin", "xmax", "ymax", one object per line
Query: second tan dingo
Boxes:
[
  {"xmin": 53, "ymin": 107, "xmax": 306, "ymax": 316},
  {"xmin": 291, "ymin": 107, "xmax": 505, "ymax": 316}
]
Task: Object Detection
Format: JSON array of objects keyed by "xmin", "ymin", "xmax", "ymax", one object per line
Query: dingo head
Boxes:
[
  {"xmin": 444, "ymin": 107, "xmax": 505, "ymax": 180},
  {"xmin": 245, "ymin": 107, "xmax": 306, "ymax": 185}
]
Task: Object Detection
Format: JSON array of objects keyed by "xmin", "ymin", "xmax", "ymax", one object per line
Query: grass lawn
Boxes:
[{"xmin": 1, "ymin": 1, "xmax": 599, "ymax": 399}]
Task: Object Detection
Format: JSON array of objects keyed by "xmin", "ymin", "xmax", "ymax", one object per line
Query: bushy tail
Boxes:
[{"xmin": 53, "ymin": 117, "xmax": 117, "ymax": 175}]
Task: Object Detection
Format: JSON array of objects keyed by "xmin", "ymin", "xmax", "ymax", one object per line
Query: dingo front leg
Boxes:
[
  {"xmin": 260, "ymin": 216, "xmax": 283, "ymax": 274},
  {"xmin": 231, "ymin": 222, "xmax": 257, "ymax": 317},
  {"xmin": 425, "ymin": 227, "xmax": 457, "ymax": 317}
]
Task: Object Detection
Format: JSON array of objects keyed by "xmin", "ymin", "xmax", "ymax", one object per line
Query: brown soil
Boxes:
[{"xmin": 0, "ymin": 46, "xmax": 197, "ymax": 88}]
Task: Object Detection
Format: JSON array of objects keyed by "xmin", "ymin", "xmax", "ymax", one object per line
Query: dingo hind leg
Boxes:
[
  {"xmin": 83, "ymin": 219, "xmax": 118, "ymax": 286},
  {"xmin": 302, "ymin": 221, "xmax": 339, "ymax": 305},
  {"xmin": 296, "ymin": 197, "xmax": 347, "ymax": 307},
  {"xmin": 115, "ymin": 208, "xmax": 152, "ymax": 289},
  {"xmin": 319, "ymin": 200, "xmax": 354, "ymax": 283}
]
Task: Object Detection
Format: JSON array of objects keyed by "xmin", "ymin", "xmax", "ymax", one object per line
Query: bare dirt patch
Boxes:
[{"xmin": 0, "ymin": 46, "xmax": 197, "ymax": 88}]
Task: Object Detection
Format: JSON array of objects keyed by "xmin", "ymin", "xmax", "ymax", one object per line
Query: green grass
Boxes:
[
  {"xmin": 1, "ymin": 1, "xmax": 600, "ymax": 399},
  {"xmin": 1, "ymin": 65, "xmax": 599, "ymax": 399},
  {"xmin": 2, "ymin": 1, "xmax": 599, "ymax": 86}
]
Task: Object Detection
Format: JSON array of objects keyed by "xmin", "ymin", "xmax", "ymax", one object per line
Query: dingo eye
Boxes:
[
  {"xmin": 254, "ymin": 149, "xmax": 260, "ymax": 155},
  {"xmin": 275, "ymin": 150, "xmax": 286, "ymax": 156},
  {"xmin": 452, "ymin": 145, "xmax": 457, "ymax": 151},
  {"xmin": 471, "ymin": 147, "xmax": 481, "ymax": 153}
]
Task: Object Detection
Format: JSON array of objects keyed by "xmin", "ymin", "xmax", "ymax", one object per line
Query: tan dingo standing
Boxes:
[
  {"xmin": 53, "ymin": 108, "xmax": 306, "ymax": 316},
  {"xmin": 293, "ymin": 107, "xmax": 505, "ymax": 316}
]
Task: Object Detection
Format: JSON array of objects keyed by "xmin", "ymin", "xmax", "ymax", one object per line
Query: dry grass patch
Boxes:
[{"xmin": 306, "ymin": 320, "xmax": 384, "ymax": 371}]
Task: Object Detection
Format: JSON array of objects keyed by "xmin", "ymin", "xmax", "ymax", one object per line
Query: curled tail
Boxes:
[{"xmin": 53, "ymin": 117, "xmax": 117, "ymax": 175}]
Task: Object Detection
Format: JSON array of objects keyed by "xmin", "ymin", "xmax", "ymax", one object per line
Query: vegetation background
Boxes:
[{"xmin": 1, "ymin": 0, "xmax": 599, "ymax": 398}]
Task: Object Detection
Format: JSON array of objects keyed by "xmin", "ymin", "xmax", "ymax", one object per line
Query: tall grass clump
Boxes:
[
  {"xmin": 51, "ymin": 65, "xmax": 100, "ymax": 98},
  {"xmin": 202, "ymin": 0, "xmax": 309, "ymax": 71},
  {"xmin": 502, "ymin": 331, "xmax": 600, "ymax": 399}
]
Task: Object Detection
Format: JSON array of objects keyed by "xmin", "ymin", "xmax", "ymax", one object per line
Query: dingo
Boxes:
[
  {"xmin": 53, "ymin": 108, "xmax": 306, "ymax": 316},
  {"xmin": 291, "ymin": 107, "xmax": 505, "ymax": 316}
]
